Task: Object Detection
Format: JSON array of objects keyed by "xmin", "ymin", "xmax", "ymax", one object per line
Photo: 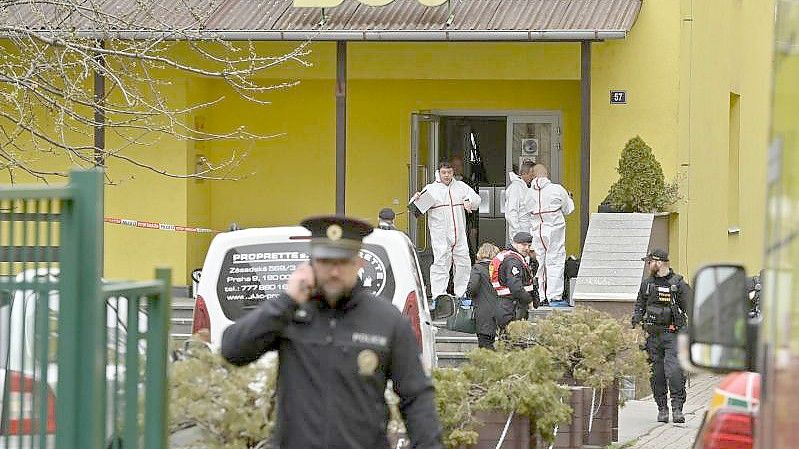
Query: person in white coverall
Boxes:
[
  {"xmin": 411, "ymin": 161, "xmax": 482, "ymax": 298},
  {"xmin": 504, "ymin": 161, "xmax": 536, "ymax": 244},
  {"xmin": 529, "ymin": 163, "xmax": 574, "ymax": 305}
]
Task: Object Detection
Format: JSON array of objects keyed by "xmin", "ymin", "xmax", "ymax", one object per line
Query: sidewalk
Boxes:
[{"xmin": 617, "ymin": 373, "xmax": 722, "ymax": 449}]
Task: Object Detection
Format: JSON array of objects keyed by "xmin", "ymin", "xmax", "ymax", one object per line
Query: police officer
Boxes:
[
  {"xmin": 221, "ymin": 215, "xmax": 443, "ymax": 449},
  {"xmin": 492, "ymin": 232, "xmax": 540, "ymax": 329},
  {"xmin": 631, "ymin": 248, "xmax": 691, "ymax": 424},
  {"xmin": 377, "ymin": 207, "xmax": 396, "ymax": 230}
]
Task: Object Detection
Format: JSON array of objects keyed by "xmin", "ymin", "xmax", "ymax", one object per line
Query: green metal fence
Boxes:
[{"xmin": 0, "ymin": 170, "xmax": 171, "ymax": 449}]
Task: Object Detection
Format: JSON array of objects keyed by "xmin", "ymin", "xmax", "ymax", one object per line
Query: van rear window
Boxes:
[{"xmin": 216, "ymin": 242, "xmax": 395, "ymax": 320}]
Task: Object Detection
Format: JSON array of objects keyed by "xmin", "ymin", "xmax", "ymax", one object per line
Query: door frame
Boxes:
[
  {"xmin": 409, "ymin": 113, "xmax": 440, "ymax": 250},
  {"xmin": 430, "ymin": 109, "xmax": 563, "ymax": 183}
]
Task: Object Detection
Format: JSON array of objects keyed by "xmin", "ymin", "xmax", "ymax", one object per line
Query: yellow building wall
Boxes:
[
  {"xmin": 345, "ymin": 78, "xmax": 582, "ymax": 255},
  {"xmin": 102, "ymin": 75, "xmax": 191, "ymax": 285},
  {"xmin": 193, "ymin": 42, "xmax": 584, "ymax": 258},
  {"xmin": 676, "ymin": 0, "xmax": 773, "ymax": 276},
  {"xmin": 590, "ymin": 0, "xmax": 684, "ymax": 267},
  {"xmin": 590, "ymin": 0, "xmax": 773, "ymax": 277}
]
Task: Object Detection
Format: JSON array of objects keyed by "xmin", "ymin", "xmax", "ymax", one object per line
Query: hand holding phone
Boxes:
[{"xmin": 287, "ymin": 263, "xmax": 316, "ymax": 304}]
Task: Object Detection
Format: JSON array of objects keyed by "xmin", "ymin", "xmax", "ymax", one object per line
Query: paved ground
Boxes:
[{"xmin": 617, "ymin": 373, "xmax": 722, "ymax": 449}]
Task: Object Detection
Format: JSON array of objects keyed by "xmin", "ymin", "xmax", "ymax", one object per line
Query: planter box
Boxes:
[
  {"xmin": 462, "ymin": 386, "xmax": 590, "ymax": 449},
  {"xmin": 469, "ymin": 411, "xmax": 532, "ymax": 449},
  {"xmin": 580, "ymin": 382, "xmax": 619, "ymax": 446},
  {"xmin": 558, "ymin": 377, "xmax": 620, "ymax": 447}
]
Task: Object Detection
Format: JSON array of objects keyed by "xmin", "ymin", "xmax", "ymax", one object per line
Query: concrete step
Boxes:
[
  {"xmin": 436, "ymin": 351, "xmax": 469, "ymax": 368},
  {"xmin": 170, "ymin": 296, "xmax": 196, "ymax": 344},
  {"xmin": 435, "ymin": 335, "xmax": 478, "ymax": 353}
]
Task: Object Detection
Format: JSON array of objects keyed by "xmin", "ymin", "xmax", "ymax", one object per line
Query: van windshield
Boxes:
[{"xmin": 216, "ymin": 241, "xmax": 395, "ymax": 320}]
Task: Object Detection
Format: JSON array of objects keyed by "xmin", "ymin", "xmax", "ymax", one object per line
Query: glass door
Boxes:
[
  {"xmin": 506, "ymin": 114, "xmax": 562, "ymax": 184},
  {"xmin": 408, "ymin": 113, "xmax": 439, "ymax": 251}
]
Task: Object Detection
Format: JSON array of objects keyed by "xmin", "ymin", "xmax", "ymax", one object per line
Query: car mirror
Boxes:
[
  {"xmin": 688, "ymin": 264, "xmax": 750, "ymax": 372},
  {"xmin": 430, "ymin": 294, "xmax": 455, "ymax": 321}
]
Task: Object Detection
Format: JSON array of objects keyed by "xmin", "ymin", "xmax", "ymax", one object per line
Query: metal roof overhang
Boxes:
[{"xmin": 75, "ymin": 29, "xmax": 628, "ymax": 41}]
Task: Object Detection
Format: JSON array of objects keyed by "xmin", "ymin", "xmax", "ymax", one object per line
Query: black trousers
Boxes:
[
  {"xmin": 645, "ymin": 329, "xmax": 687, "ymax": 410},
  {"xmin": 477, "ymin": 333, "xmax": 495, "ymax": 350}
]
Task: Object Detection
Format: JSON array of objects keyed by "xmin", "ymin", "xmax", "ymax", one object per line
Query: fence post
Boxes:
[
  {"xmin": 145, "ymin": 267, "xmax": 171, "ymax": 449},
  {"xmin": 56, "ymin": 169, "xmax": 105, "ymax": 449}
]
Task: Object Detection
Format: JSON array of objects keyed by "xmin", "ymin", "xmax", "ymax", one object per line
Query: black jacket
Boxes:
[
  {"xmin": 466, "ymin": 260, "xmax": 500, "ymax": 336},
  {"xmin": 632, "ymin": 270, "xmax": 691, "ymax": 330},
  {"xmin": 221, "ymin": 287, "xmax": 443, "ymax": 449},
  {"xmin": 497, "ymin": 248, "xmax": 539, "ymax": 308}
]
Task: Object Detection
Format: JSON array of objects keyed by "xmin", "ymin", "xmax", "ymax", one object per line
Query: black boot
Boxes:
[
  {"xmin": 673, "ymin": 408, "xmax": 685, "ymax": 423},
  {"xmin": 656, "ymin": 398, "xmax": 669, "ymax": 423}
]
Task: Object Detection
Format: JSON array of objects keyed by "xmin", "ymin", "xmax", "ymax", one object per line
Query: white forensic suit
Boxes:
[
  {"xmin": 504, "ymin": 171, "xmax": 533, "ymax": 243},
  {"xmin": 529, "ymin": 177, "xmax": 575, "ymax": 303},
  {"xmin": 415, "ymin": 174, "xmax": 481, "ymax": 298}
]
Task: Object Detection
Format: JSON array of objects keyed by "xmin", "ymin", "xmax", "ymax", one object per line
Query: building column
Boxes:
[{"xmin": 580, "ymin": 41, "xmax": 592, "ymax": 248}]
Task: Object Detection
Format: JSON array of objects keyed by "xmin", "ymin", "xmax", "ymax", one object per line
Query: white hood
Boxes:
[
  {"xmin": 508, "ymin": 171, "xmax": 527, "ymax": 187},
  {"xmin": 532, "ymin": 177, "xmax": 552, "ymax": 191}
]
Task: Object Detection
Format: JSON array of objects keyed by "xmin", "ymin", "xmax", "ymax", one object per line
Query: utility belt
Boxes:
[
  {"xmin": 643, "ymin": 322, "xmax": 679, "ymax": 334},
  {"xmin": 498, "ymin": 284, "xmax": 536, "ymax": 299}
]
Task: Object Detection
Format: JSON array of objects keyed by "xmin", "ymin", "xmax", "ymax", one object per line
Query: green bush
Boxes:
[
  {"xmin": 433, "ymin": 347, "xmax": 572, "ymax": 448},
  {"xmin": 606, "ymin": 136, "xmax": 679, "ymax": 213},
  {"xmin": 169, "ymin": 348, "xmax": 277, "ymax": 449},
  {"xmin": 500, "ymin": 307, "xmax": 650, "ymax": 393}
]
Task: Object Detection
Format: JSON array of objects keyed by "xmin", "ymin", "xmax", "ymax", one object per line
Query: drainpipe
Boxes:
[{"xmin": 335, "ymin": 41, "xmax": 347, "ymax": 215}]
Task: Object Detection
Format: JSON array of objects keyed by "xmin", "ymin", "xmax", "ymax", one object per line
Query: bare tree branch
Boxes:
[{"xmin": 0, "ymin": 0, "xmax": 313, "ymax": 181}]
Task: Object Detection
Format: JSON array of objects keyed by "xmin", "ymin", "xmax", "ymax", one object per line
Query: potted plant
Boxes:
[
  {"xmin": 601, "ymin": 136, "xmax": 680, "ymax": 214},
  {"xmin": 500, "ymin": 308, "xmax": 650, "ymax": 446},
  {"xmin": 432, "ymin": 347, "xmax": 572, "ymax": 449},
  {"xmin": 169, "ymin": 345, "xmax": 278, "ymax": 449}
]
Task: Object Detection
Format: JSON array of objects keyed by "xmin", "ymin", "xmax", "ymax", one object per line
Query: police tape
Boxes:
[{"xmin": 103, "ymin": 217, "xmax": 221, "ymax": 233}]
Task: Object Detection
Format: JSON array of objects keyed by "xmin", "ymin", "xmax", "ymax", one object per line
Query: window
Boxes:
[{"xmin": 728, "ymin": 93, "xmax": 741, "ymax": 230}]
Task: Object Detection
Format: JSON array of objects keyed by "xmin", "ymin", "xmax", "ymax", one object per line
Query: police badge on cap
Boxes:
[{"xmin": 301, "ymin": 215, "xmax": 374, "ymax": 259}]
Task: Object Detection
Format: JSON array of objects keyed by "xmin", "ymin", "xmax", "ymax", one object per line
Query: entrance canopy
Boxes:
[{"xmin": 3, "ymin": 0, "xmax": 641, "ymax": 41}]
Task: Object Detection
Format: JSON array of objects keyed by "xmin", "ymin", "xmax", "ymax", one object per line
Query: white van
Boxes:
[{"xmin": 192, "ymin": 226, "xmax": 449, "ymax": 372}]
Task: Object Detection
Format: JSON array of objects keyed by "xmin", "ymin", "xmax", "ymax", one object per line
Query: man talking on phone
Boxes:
[{"xmin": 221, "ymin": 215, "xmax": 443, "ymax": 449}]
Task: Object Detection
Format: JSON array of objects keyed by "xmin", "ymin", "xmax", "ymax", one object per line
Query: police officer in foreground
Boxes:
[
  {"xmin": 221, "ymin": 216, "xmax": 443, "ymax": 449},
  {"xmin": 631, "ymin": 248, "xmax": 692, "ymax": 424},
  {"xmin": 492, "ymin": 232, "xmax": 540, "ymax": 329}
]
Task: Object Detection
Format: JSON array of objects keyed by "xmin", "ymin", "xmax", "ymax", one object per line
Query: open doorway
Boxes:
[
  {"xmin": 438, "ymin": 116, "xmax": 508, "ymax": 252},
  {"xmin": 408, "ymin": 111, "xmax": 562, "ymax": 294}
]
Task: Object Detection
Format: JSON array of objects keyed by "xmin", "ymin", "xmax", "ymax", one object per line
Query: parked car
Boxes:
[
  {"xmin": 692, "ymin": 371, "xmax": 760, "ymax": 449},
  {"xmin": 687, "ymin": 273, "xmax": 762, "ymax": 449},
  {"xmin": 191, "ymin": 226, "xmax": 451, "ymax": 372},
  {"xmin": 0, "ymin": 268, "xmax": 147, "ymax": 448}
]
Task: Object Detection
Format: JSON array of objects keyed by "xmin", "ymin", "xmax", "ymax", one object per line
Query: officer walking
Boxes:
[
  {"xmin": 221, "ymin": 215, "xmax": 443, "ymax": 449},
  {"xmin": 492, "ymin": 232, "xmax": 540, "ymax": 329},
  {"xmin": 631, "ymin": 248, "xmax": 691, "ymax": 424}
]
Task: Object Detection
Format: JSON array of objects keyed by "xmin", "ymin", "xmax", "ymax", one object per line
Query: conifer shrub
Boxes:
[{"xmin": 606, "ymin": 136, "xmax": 679, "ymax": 213}]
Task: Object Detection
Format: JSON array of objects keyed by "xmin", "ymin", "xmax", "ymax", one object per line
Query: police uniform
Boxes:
[
  {"xmin": 221, "ymin": 216, "xmax": 443, "ymax": 449},
  {"xmin": 631, "ymin": 249, "xmax": 691, "ymax": 423},
  {"xmin": 493, "ymin": 232, "xmax": 540, "ymax": 328}
]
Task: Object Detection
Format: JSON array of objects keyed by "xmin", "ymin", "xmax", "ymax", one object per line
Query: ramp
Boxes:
[{"xmin": 572, "ymin": 213, "xmax": 669, "ymax": 315}]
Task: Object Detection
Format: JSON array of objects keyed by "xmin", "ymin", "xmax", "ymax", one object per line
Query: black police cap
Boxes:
[
  {"xmin": 642, "ymin": 248, "xmax": 669, "ymax": 262},
  {"xmin": 513, "ymin": 232, "xmax": 533, "ymax": 244},
  {"xmin": 300, "ymin": 215, "xmax": 373, "ymax": 259},
  {"xmin": 378, "ymin": 208, "xmax": 396, "ymax": 220}
]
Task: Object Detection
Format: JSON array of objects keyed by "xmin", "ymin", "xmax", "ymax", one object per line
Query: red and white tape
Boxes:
[{"xmin": 104, "ymin": 217, "xmax": 220, "ymax": 233}]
